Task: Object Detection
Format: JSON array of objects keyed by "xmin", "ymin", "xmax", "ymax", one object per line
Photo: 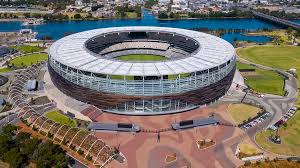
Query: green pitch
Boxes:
[{"xmin": 116, "ymin": 54, "xmax": 167, "ymax": 61}]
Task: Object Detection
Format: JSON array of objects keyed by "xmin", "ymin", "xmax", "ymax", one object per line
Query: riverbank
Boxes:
[
  {"xmin": 0, "ymin": 16, "xmax": 143, "ymax": 22},
  {"xmin": 157, "ymin": 16, "xmax": 254, "ymax": 21}
]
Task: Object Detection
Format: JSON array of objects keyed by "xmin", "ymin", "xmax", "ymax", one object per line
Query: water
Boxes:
[
  {"xmin": 222, "ymin": 32, "xmax": 272, "ymax": 44},
  {"xmin": 0, "ymin": 10, "xmax": 295, "ymax": 43}
]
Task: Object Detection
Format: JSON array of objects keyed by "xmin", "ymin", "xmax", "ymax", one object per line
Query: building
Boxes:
[
  {"xmin": 0, "ymin": 46, "xmax": 11, "ymax": 58},
  {"xmin": 48, "ymin": 27, "xmax": 236, "ymax": 115}
]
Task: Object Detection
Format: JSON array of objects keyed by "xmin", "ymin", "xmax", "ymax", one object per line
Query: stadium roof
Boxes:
[{"xmin": 49, "ymin": 26, "xmax": 235, "ymax": 76}]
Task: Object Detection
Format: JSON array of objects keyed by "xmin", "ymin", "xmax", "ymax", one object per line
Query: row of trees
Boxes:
[
  {"xmin": 0, "ymin": 124, "xmax": 68, "ymax": 168},
  {"xmin": 0, "ymin": 13, "xmax": 18, "ymax": 19},
  {"xmin": 158, "ymin": 10, "xmax": 252, "ymax": 19}
]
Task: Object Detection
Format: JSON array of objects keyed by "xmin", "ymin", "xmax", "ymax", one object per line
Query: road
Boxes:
[{"xmin": 221, "ymin": 53, "xmax": 299, "ymax": 159}]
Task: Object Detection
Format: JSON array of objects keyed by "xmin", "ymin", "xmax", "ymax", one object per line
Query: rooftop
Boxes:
[{"xmin": 49, "ymin": 26, "xmax": 235, "ymax": 76}]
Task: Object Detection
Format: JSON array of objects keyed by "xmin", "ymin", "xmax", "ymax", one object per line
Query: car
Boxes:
[
  {"xmin": 288, "ymin": 111, "xmax": 295, "ymax": 115},
  {"xmin": 291, "ymin": 107, "xmax": 297, "ymax": 111},
  {"xmin": 261, "ymin": 115, "xmax": 268, "ymax": 119},
  {"xmin": 258, "ymin": 118, "xmax": 264, "ymax": 122},
  {"xmin": 256, "ymin": 119, "xmax": 262, "ymax": 123}
]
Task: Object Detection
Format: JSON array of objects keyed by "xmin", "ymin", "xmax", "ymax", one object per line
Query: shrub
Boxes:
[
  {"xmin": 244, "ymin": 161, "xmax": 251, "ymax": 166},
  {"xmin": 86, "ymin": 155, "xmax": 92, "ymax": 161},
  {"xmin": 77, "ymin": 149, "xmax": 84, "ymax": 155}
]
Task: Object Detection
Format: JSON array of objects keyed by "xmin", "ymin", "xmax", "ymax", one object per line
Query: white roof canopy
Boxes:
[{"xmin": 49, "ymin": 26, "xmax": 235, "ymax": 76}]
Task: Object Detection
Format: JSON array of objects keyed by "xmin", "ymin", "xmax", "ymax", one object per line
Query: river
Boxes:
[{"xmin": 0, "ymin": 10, "xmax": 296, "ymax": 43}]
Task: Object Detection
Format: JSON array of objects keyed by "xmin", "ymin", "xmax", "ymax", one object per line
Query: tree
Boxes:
[
  {"xmin": 3, "ymin": 148, "xmax": 26, "ymax": 168},
  {"xmin": 15, "ymin": 132, "xmax": 31, "ymax": 146},
  {"xmin": 32, "ymin": 140, "xmax": 68, "ymax": 168},
  {"xmin": 287, "ymin": 27, "xmax": 293, "ymax": 35},
  {"xmin": 74, "ymin": 13, "xmax": 81, "ymax": 19},
  {"xmin": 40, "ymin": 36, "xmax": 53, "ymax": 40},
  {"xmin": 23, "ymin": 13, "xmax": 31, "ymax": 18},
  {"xmin": 158, "ymin": 12, "xmax": 168, "ymax": 19},
  {"xmin": 2, "ymin": 124, "xmax": 18, "ymax": 137},
  {"xmin": 20, "ymin": 138, "xmax": 40, "ymax": 159},
  {"xmin": 0, "ymin": 135, "xmax": 10, "ymax": 160}
]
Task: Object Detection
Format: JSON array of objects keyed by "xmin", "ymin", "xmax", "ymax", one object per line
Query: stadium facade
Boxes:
[{"xmin": 48, "ymin": 26, "xmax": 236, "ymax": 115}]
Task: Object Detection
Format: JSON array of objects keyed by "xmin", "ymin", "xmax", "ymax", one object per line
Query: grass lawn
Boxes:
[
  {"xmin": 10, "ymin": 45, "xmax": 44, "ymax": 53},
  {"xmin": 125, "ymin": 12, "xmax": 138, "ymax": 18},
  {"xmin": 246, "ymin": 68, "xmax": 285, "ymax": 96},
  {"xmin": 237, "ymin": 46, "xmax": 300, "ymax": 71},
  {"xmin": 0, "ymin": 67, "xmax": 12, "ymax": 73},
  {"xmin": 45, "ymin": 111, "xmax": 76, "ymax": 127},
  {"xmin": 239, "ymin": 143, "xmax": 261, "ymax": 155},
  {"xmin": 255, "ymin": 110, "xmax": 300, "ymax": 156},
  {"xmin": 117, "ymin": 54, "xmax": 167, "ymax": 61},
  {"xmin": 237, "ymin": 62, "xmax": 285, "ymax": 96},
  {"xmin": 9, "ymin": 53, "xmax": 48, "ymax": 67},
  {"xmin": 237, "ymin": 45, "xmax": 300, "ymax": 103},
  {"xmin": 228, "ymin": 103, "xmax": 262, "ymax": 124},
  {"xmin": 237, "ymin": 62, "xmax": 255, "ymax": 70}
]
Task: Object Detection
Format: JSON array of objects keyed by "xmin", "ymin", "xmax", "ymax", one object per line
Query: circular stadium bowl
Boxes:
[{"xmin": 48, "ymin": 26, "xmax": 236, "ymax": 115}]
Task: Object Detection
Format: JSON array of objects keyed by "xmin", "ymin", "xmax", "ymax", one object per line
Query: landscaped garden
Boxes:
[
  {"xmin": 237, "ymin": 143, "xmax": 262, "ymax": 159},
  {"xmin": 196, "ymin": 139, "xmax": 215, "ymax": 149},
  {"xmin": 240, "ymin": 159, "xmax": 300, "ymax": 168},
  {"xmin": 255, "ymin": 110, "xmax": 300, "ymax": 156},
  {"xmin": 9, "ymin": 53, "xmax": 48, "ymax": 67},
  {"xmin": 237, "ymin": 62, "xmax": 285, "ymax": 96},
  {"xmin": 228, "ymin": 103, "xmax": 262, "ymax": 125},
  {"xmin": 165, "ymin": 153, "xmax": 177, "ymax": 163},
  {"xmin": 45, "ymin": 111, "xmax": 77, "ymax": 127}
]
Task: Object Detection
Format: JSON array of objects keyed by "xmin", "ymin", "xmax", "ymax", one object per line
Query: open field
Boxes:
[
  {"xmin": 117, "ymin": 54, "xmax": 167, "ymax": 61},
  {"xmin": 237, "ymin": 46, "xmax": 300, "ymax": 71},
  {"xmin": 45, "ymin": 111, "xmax": 76, "ymax": 127},
  {"xmin": 240, "ymin": 160, "xmax": 300, "ymax": 168},
  {"xmin": 255, "ymin": 110, "xmax": 300, "ymax": 156},
  {"xmin": 237, "ymin": 45, "xmax": 300, "ymax": 103},
  {"xmin": 237, "ymin": 62, "xmax": 285, "ymax": 96},
  {"xmin": 10, "ymin": 45, "xmax": 44, "ymax": 53},
  {"xmin": 228, "ymin": 103, "xmax": 262, "ymax": 124},
  {"xmin": 9, "ymin": 53, "xmax": 48, "ymax": 67}
]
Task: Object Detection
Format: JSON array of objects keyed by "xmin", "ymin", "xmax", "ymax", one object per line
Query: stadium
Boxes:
[{"xmin": 48, "ymin": 26, "xmax": 236, "ymax": 115}]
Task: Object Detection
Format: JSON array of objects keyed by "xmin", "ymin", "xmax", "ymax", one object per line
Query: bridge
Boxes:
[{"xmin": 252, "ymin": 11, "xmax": 300, "ymax": 29}]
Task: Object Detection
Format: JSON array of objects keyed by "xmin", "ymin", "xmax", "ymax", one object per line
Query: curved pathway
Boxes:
[{"xmin": 222, "ymin": 53, "xmax": 299, "ymax": 159}]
